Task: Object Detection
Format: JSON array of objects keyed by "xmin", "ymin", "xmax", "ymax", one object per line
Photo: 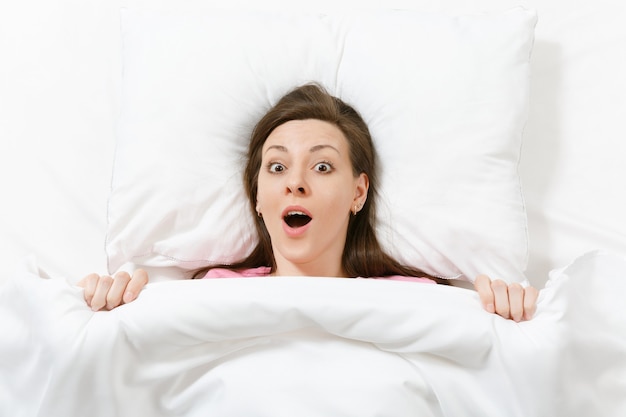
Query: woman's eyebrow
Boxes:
[
  {"xmin": 264, "ymin": 145, "xmax": 288, "ymax": 154},
  {"xmin": 264, "ymin": 144, "xmax": 340, "ymax": 155},
  {"xmin": 309, "ymin": 144, "xmax": 340, "ymax": 155}
]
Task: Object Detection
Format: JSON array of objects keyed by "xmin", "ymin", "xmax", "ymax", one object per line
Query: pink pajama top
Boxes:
[{"xmin": 204, "ymin": 266, "xmax": 435, "ymax": 284}]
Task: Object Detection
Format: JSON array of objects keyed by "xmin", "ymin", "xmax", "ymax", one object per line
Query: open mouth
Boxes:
[{"xmin": 283, "ymin": 211, "xmax": 312, "ymax": 228}]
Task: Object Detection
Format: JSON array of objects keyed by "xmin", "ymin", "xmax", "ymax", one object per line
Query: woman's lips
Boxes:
[
  {"xmin": 281, "ymin": 206, "xmax": 313, "ymax": 237},
  {"xmin": 284, "ymin": 212, "xmax": 312, "ymax": 228}
]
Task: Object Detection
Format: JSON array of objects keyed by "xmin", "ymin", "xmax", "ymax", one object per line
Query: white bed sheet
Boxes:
[
  {"xmin": 1, "ymin": 1, "xmax": 626, "ymax": 413},
  {"xmin": 1, "ymin": 250, "xmax": 624, "ymax": 416}
]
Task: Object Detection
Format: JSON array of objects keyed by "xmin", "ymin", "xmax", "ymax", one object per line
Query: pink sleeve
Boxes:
[
  {"xmin": 203, "ymin": 267, "xmax": 271, "ymax": 279},
  {"xmin": 203, "ymin": 268, "xmax": 435, "ymax": 283}
]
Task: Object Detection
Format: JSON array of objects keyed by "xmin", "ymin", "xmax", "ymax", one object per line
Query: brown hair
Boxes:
[{"xmin": 191, "ymin": 83, "xmax": 439, "ymax": 282}]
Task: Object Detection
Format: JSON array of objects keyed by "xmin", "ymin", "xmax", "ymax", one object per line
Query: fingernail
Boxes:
[{"xmin": 123, "ymin": 291, "xmax": 134, "ymax": 303}]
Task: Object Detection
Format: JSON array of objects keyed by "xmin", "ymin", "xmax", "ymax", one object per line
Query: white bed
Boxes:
[{"xmin": 1, "ymin": 1, "xmax": 625, "ymax": 416}]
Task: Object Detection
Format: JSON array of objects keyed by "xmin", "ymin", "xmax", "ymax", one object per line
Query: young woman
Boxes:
[{"xmin": 79, "ymin": 84, "xmax": 538, "ymax": 322}]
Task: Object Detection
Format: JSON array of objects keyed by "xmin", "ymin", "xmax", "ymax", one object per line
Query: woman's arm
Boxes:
[
  {"xmin": 77, "ymin": 269, "xmax": 149, "ymax": 311},
  {"xmin": 474, "ymin": 274, "xmax": 539, "ymax": 322}
]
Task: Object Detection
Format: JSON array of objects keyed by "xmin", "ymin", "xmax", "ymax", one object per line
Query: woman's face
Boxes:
[{"xmin": 256, "ymin": 119, "xmax": 368, "ymax": 277}]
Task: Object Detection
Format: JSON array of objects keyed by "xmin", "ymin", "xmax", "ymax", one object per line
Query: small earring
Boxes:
[{"xmin": 353, "ymin": 203, "xmax": 361, "ymax": 216}]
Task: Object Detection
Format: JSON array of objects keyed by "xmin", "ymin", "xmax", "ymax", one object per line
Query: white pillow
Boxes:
[{"xmin": 107, "ymin": 7, "xmax": 536, "ymax": 282}]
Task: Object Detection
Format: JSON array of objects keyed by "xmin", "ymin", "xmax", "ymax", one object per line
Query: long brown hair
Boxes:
[{"xmin": 191, "ymin": 83, "xmax": 439, "ymax": 282}]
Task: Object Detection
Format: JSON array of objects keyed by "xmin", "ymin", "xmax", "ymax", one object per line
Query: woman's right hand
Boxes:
[{"xmin": 77, "ymin": 269, "xmax": 149, "ymax": 311}]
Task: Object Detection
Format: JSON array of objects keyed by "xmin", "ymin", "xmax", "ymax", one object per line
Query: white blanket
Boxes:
[{"xmin": 1, "ymin": 251, "xmax": 624, "ymax": 416}]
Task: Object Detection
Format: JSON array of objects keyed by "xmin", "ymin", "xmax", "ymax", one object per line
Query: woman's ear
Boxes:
[{"xmin": 353, "ymin": 173, "xmax": 369, "ymax": 208}]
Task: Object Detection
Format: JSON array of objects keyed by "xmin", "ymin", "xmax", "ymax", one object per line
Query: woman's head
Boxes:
[
  {"xmin": 245, "ymin": 84, "xmax": 380, "ymax": 276},
  {"xmin": 192, "ymin": 83, "xmax": 431, "ymax": 280}
]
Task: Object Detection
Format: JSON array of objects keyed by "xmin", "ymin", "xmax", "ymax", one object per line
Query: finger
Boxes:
[
  {"xmin": 507, "ymin": 283, "xmax": 524, "ymax": 322},
  {"xmin": 523, "ymin": 286, "xmax": 539, "ymax": 321},
  {"xmin": 474, "ymin": 274, "xmax": 495, "ymax": 313},
  {"xmin": 79, "ymin": 273, "xmax": 100, "ymax": 306},
  {"xmin": 123, "ymin": 269, "xmax": 149, "ymax": 303},
  {"xmin": 105, "ymin": 271, "xmax": 131, "ymax": 310},
  {"xmin": 90, "ymin": 275, "xmax": 114, "ymax": 311},
  {"xmin": 491, "ymin": 279, "xmax": 510, "ymax": 319}
]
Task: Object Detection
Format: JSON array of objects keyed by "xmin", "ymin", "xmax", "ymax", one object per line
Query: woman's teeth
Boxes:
[{"xmin": 284, "ymin": 212, "xmax": 312, "ymax": 228}]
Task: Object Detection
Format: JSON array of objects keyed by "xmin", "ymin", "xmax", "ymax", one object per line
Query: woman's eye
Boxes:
[
  {"xmin": 268, "ymin": 162, "xmax": 285, "ymax": 173},
  {"xmin": 314, "ymin": 162, "xmax": 333, "ymax": 173}
]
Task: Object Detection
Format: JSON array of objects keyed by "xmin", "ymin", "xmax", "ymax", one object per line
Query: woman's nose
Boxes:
[{"xmin": 286, "ymin": 170, "xmax": 307, "ymax": 195}]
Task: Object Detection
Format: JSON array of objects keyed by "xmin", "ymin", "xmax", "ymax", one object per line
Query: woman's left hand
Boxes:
[{"xmin": 474, "ymin": 274, "xmax": 539, "ymax": 322}]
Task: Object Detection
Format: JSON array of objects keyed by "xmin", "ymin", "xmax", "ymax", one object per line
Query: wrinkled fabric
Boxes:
[{"xmin": 0, "ymin": 250, "xmax": 624, "ymax": 416}]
